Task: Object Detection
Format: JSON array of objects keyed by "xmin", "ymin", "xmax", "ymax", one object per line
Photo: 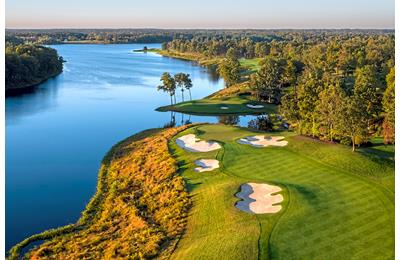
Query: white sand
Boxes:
[
  {"xmin": 235, "ymin": 183, "xmax": 283, "ymax": 214},
  {"xmin": 220, "ymin": 106, "xmax": 229, "ymax": 110},
  {"xmin": 238, "ymin": 135, "xmax": 288, "ymax": 147},
  {"xmin": 246, "ymin": 104, "xmax": 265, "ymax": 109},
  {"xmin": 176, "ymin": 134, "xmax": 221, "ymax": 152},
  {"xmin": 194, "ymin": 159, "xmax": 219, "ymax": 172}
]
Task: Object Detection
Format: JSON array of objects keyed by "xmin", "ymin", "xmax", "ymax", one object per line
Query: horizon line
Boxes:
[{"xmin": 6, "ymin": 27, "xmax": 395, "ymax": 30}]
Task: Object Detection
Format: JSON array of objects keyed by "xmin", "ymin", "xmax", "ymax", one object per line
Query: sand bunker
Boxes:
[
  {"xmin": 194, "ymin": 159, "xmax": 219, "ymax": 172},
  {"xmin": 246, "ymin": 104, "xmax": 264, "ymax": 109},
  {"xmin": 238, "ymin": 135, "xmax": 288, "ymax": 147},
  {"xmin": 176, "ymin": 134, "xmax": 221, "ymax": 152},
  {"xmin": 236, "ymin": 183, "xmax": 283, "ymax": 214},
  {"xmin": 220, "ymin": 106, "xmax": 229, "ymax": 110}
]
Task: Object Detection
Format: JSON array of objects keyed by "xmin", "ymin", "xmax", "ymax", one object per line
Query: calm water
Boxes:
[{"xmin": 5, "ymin": 44, "xmax": 258, "ymax": 250}]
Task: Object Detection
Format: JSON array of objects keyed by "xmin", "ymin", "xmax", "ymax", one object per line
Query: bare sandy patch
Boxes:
[
  {"xmin": 176, "ymin": 134, "xmax": 221, "ymax": 152},
  {"xmin": 246, "ymin": 104, "xmax": 264, "ymax": 109},
  {"xmin": 235, "ymin": 183, "xmax": 283, "ymax": 214},
  {"xmin": 238, "ymin": 135, "xmax": 288, "ymax": 147},
  {"xmin": 194, "ymin": 159, "xmax": 219, "ymax": 172}
]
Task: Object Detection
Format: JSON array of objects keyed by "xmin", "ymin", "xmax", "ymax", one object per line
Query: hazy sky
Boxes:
[{"xmin": 6, "ymin": 0, "xmax": 394, "ymax": 29}]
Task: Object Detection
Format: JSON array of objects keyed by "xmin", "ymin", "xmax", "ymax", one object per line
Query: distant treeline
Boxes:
[
  {"xmin": 5, "ymin": 43, "xmax": 64, "ymax": 92},
  {"xmin": 6, "ymin": 28, "xmax": 393, "ymax": 45}
]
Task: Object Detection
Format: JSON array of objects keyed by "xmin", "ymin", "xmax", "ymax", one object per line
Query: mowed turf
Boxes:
[
  {"xmin": 157, "ymin": 95, "xmax": 277, "ymax": 115},
  {"xmin": 169, "ymin": 124, "xmax": 394, "ymax": 259}
]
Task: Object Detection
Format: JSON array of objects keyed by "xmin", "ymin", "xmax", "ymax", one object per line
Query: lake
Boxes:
[{"xmin": 5, "ymin": 43, "xmax": 259, "ymax": 250}]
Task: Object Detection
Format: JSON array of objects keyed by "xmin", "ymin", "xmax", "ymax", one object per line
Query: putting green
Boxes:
[
  {"xmin": 169, "ymin": 124, "xmax": 394, "ymax": 259},
  {"xmin": 156, "ymin": 95, "xmax": 277, "ymax": 115}
]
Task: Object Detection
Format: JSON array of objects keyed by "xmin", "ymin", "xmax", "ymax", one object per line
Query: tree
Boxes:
[
  {"xmin": 282, "ymin": 60, "xmax": 297, "ymax": 89},
  {"xmin": 295, "ymin": 71, "xmax": 323, "ymax": 136},
  {"xmin": 174, "ymin": 73, "xmax": 193, "ymax": 102},
  {"xmin": 353, "ymin": 65, "xmax": 381, "ymax": 125},
  {"xmin": 337, "ymin": 97, "xmax": 367, "ymax": 152},
  {"xmin": 174, "ymin": 73, "xmax": 186, "ymax": 102},
  {"xmin": 254, "ymin": 42, "xmax": 268, "ymax": 58},
  {"xmin": 226, "ymin": 47, "xmax": 237, "ymax": 60},
  {"xmin": 382, "ymin": 67, "xmax": 395, "ymax": 144},
  {"xmin": 183, "ymin": 74, "xmax": 193, "ymax": 100},
  {"xmin": 250, "ymin": 57, "xmax": 282, "ymax": 103},
  {"xmin": 279, "ymin": 92, "xmax": 300, "ymax": 131},
  {"xmin": 315, "ymin": 84, "xmax": 344, "ymax": 141},
  {"xmin": 217, "ymin": 52, "xmax": 240, "ymax": 87},
  {"xmin": 157, "ymin": 72, "xmax": 176, "ymax": 105}
]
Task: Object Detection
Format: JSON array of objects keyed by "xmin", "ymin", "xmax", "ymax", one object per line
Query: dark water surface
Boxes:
[{"xmin": 5, "ymin": 44, "xmax": 257, "ymax": 250}]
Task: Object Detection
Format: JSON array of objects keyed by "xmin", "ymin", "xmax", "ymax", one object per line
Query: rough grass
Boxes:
[
  {"xmin": 155, "ymin": 50, "xmax": 220, "ymax": 66},
  {"xmin": 169, "ymin": 124, "xmax": 394, "ymax": 259},
  {"xmin": 239, "ymin": 58, "xmax": 263, "ymax": 73},
  {"xmin": 14, "ymin": 126, "xmax": 192, "ymax": 260},
  {"xmin": 156, "ymin": 95, "xmax": 277, "ymax": 115}
]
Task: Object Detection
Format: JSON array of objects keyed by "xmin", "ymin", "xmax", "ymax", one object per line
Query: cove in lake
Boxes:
[{"xmin": 5, "ymin": 43, "xmax": 261, "ymax": 250}]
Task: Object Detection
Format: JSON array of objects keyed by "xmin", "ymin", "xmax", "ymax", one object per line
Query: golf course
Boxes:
[
  {"xmin": 169, "ymin": 124, "xmax": 394, "ymax": 259},
  {"xmin": 156, "ymin": 94, "xmax": 276, "ymax": 115},
  {"xmin": 6, "ymin": 27, "xmax": 395, "ymax": 259}
]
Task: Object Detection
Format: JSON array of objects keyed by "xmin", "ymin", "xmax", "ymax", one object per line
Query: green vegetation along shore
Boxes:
[
  {"xmin": 9, "ymin": 126, "xmax": 192, "ymax": 259},
  {"xmin": 11, "ymin": 123, "xmax": 394, "ymax": 259},
  {"xmin": 5, "ymin": 44, "xmax": 64, "ymax": 93}
]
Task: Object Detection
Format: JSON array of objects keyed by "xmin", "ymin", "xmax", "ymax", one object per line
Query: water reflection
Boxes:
[
  {"xmin": 161, "ymin": 112, "xmax": 262, "ymax": 129},
  {"xmin": 218, "ymin": 115, "xmax": 240, "ymax": 125},
  {"xmin": 5, "ymin": 79, "xmax": 59, "ymax": 126},
  {"xmin": 248, "ymin": 115, "xmax": 273, "ymax": 131}
]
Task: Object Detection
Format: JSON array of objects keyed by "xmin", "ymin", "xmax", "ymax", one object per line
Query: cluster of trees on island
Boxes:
[{"xmin": 5, "ymin": 41, "xmax": 64, "ymax": 92}]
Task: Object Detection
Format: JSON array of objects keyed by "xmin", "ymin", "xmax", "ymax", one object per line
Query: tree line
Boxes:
[
  {"xmin": 5, "ymin": 43, "xmax": 64, "ymax": 92},
  {"xmin": 162, "ymin": 31, "xmax": 395, "ymax": 149}
]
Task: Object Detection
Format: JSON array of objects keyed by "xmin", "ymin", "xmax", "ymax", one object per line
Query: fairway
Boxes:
[
  {"xmin": 157, "ymin": 95, "xmax": 277, "ymax": 115},
  {"xmin": 169, "ymin": 124, "xmax": 394, "ymax": 259}
]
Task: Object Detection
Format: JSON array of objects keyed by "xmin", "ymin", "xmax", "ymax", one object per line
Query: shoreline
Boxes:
[
  {"xmin": 8, "ymin": 126, "xmax": 192, "ymax": 259},
  {"xmin": 6, "ymin": 70, "xmax": 63, "ymax": 97}
]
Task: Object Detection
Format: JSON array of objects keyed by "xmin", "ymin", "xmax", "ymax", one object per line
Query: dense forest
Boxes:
[
  {"xmin": 5, "ymin": 42, "xmax": 64, "ymax": 93},
  {"xmin": 161, "ymin": 31, "xmax": 395, "ymax": 148}
]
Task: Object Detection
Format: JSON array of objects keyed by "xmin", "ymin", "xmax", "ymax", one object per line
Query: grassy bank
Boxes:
[
  {"xmin": 169, "ymin": 124, "xmax": 394, "ymax": 259},
  {"xmin": 157, "ymin": 94, "xmax": 276, "ymax": 115},
  {"xmin": 9, "ymin": 126, "xmax": 192, "ymax": 259},
  {"xmin": 154, "ymin": 50, "xmax": 221, "ymax": 66}
]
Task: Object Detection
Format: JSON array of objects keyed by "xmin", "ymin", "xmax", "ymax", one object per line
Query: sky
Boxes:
[{"xmin": 6, "ymin": 0, "xmax": 395, "ymax": 29}]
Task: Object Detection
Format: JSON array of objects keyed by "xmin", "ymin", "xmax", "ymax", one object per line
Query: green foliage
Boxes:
[
  {"xmin": 158, "ymin": 72, "xmax": 177, "ymax": 105},
  {"xmin": 5, "ymin": 44, "xmax": 63, "ymax": 92},
  {"xmin": 217, "ymin": 53, "xmax": 241, "ymax": 87},
  {"xmin": 250, "ymin": 57, "xmax": 283, "ymax": 103},
  {"xmin": 315, "ymin": 84, "xmax": 344, "ymax": 141},
  {"xmin": 382, "ymin": 67, "xmax": 395, "ymax": 144},
  {"xmin": 174, "ymin": 73, "xmax": 193, "ymax": 101}
]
